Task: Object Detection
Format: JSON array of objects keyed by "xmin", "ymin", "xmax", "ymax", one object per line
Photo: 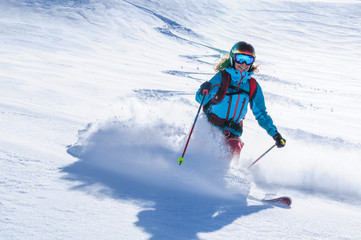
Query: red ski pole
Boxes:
[
  {"xmin": 248, "ymin": 144, "xmax": 276, "ymax": 169},
  {"xmin": 178, "ymin": 94, "xmax": 206, "ymax": 165}
]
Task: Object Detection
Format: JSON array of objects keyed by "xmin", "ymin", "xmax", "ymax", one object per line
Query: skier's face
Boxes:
[{"xmin": 234, "ymin": 61, "xmax": 251, "ymax": 73}]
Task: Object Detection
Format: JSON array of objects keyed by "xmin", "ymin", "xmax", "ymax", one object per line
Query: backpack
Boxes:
[{"xmin": 204, "ymin": 70, "xmax": 257, "ymax": 111}]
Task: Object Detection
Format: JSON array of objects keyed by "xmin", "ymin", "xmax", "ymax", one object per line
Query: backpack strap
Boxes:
[
  {"xmin": 248, "ymin": 77, "xmax": 257, "ymax": 100},
  {"xmin": 211, "ymin": 70, "xmax": 230, "ymax": 104}
]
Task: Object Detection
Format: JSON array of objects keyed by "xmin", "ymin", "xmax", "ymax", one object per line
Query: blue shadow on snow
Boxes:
[{"xmin": 62, "ymin": 153, "xmax": 271, "ymax": 240}]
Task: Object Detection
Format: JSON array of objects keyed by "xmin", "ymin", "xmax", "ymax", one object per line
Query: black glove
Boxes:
[
  {"xmin": 273, "ymin": 133, "xmax": 286, "ymax": 148},
  {"xmin": 200, "ymin": 82, "xmax": 212, "ymax": 96}
]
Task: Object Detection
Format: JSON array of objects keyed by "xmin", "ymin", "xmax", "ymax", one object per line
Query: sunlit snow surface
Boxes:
[{"xmin": 1, "ymin": 0, "xmax": 361, "ymax": 239}]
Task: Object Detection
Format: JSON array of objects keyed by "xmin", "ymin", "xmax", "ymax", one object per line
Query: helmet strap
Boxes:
[{"xmin": 229, "ymin": 57, "xmax": 234, "ymax": 67}]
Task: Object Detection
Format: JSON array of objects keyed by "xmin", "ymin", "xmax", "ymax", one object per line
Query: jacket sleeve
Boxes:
[
  {"xmin": 250, "ymin": 83, "xmax": 278, "ymax": 137},
  {"xmin": 195, "ymin": 72, "xmax": 222, "ymax": 105}
]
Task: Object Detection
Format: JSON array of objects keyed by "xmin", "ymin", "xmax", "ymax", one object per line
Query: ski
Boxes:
[
  {"xmin": 248, "ymin": 195, "xmax": 292, "ymax": 208},
  {"xmin": 262, "ymin": 196, "xmax": 292, "ymax": 207}
]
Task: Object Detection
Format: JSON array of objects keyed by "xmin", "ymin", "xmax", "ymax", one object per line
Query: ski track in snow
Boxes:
[{"xmin": 1, "ymin": 0, "xmax": 361, "ymax": 239}]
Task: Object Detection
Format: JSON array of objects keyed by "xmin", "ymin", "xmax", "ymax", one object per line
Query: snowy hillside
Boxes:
[{"xmin": 1, "ymin": 0, "xmax": 361, "ymax": 239}]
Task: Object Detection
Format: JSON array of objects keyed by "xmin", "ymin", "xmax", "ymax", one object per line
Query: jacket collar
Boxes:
[{"xmin": 225, "ymin": 67, "xmax": 253, "ymax": 85}]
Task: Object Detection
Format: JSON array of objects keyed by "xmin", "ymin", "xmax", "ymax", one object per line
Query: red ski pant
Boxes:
[{"xmin": 224, "ymin": 132, "xmax": 244, "ymax": 157}]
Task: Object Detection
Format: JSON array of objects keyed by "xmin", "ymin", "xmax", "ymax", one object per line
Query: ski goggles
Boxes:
[{"xmin": 235, "ymin": 54, "xmax": 255, "ymax": 65}]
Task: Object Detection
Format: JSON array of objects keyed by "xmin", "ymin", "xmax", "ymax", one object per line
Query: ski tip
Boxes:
[
  {"xmin": 178, "ymin": 157, "xmax": 184, "ymax": 165},
  {"xmin": 283, "ymin": 197, "xmax": 292, "ymax": 206}
]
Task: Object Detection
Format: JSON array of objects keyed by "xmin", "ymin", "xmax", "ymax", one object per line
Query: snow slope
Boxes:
[{"xmin": 1, "ymin": 0, "xmax": 361, "ymax": 239}]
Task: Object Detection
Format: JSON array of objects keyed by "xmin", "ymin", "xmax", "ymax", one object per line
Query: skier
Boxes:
[{"xmin": 196, "ymin": 41, "xmax": 286, "ymax": 158}]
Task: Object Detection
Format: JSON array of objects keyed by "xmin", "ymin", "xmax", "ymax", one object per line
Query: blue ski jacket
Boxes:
[{"xmin": 196, "ymin": 67, "xmax": 278, "ymax": 137}]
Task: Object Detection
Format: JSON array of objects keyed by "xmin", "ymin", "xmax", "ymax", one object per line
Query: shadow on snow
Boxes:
[{"xmin": 62, "ymin": 160, "xmax": 270, "ymax": 240}]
